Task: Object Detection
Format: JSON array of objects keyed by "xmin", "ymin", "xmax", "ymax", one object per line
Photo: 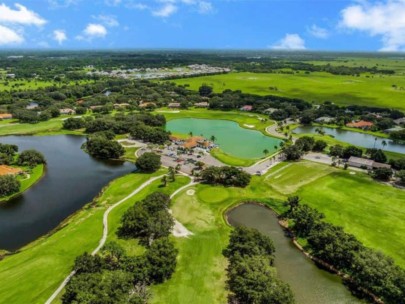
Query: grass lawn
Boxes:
[
  {"xmin": 172, "ymin": 72, "xmax": 405, "ymax": 111},
  {"xmin": 298, "ymin": 171, "xmax": 405, "ymax": 267},
  {"xmin": 0, "ymin": 79, "xmax": 92, "ymax": 92},
  {"xmin": 123, "ymin": 146, "xmax": 138, "ymax": 163},
  {"xmin": 0, "ymin": 164, "xmax": 45, "ymax": 202},
  {"xmin": 210, "ymin": 148, "xmax": 256, "ymax": 167},
  {"xmin": 0, "ymin": 169, "xmax": 171, "ymax": 304}
]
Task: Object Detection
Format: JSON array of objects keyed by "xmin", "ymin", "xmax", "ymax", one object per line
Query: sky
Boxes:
[{"xmin": 0, "ymin": 0, "xmax": 405, "ymax": 52}]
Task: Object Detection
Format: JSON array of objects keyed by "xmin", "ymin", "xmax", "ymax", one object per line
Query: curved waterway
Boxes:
[
  {"xmin": 0, "ymin": 135, "xmax": 134, "ymax": 251},
  {"xmin": 294, "ymin": 125, "xmax": 405, "ymax": 154},
  {"xmin": 227, "ymin": 203, "xmax": 362, "ymax": 304},
  {"xmin": 166, "ymin": 118, "xmax": 282, "ymax": 159}
]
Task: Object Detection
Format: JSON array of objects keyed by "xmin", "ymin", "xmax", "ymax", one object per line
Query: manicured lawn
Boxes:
[
  {"xmin": 210, "ymin": 148, "xmax": 256, "ymax": 167},
  {"xmin": 298, "ymin": 171, "xmax": 405, "ymax": 267},
  {"xmin": 0, "ymin": 169, "xmax": 168, "ymax": 304},
  {"xmin": 123, "ymin": 146, "xmax": 138, "ymax": 163},
  {"xmin": 172, "ymin": 72, "xmax": 405, "ymax": 111}
]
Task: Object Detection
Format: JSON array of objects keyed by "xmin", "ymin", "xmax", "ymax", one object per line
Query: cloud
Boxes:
[
  {"xmin": 340, "ymin": 0, "xmax": 405, "ymax": 51},
  {"xmin": 77, "ymin": 23, "xmax": 107, "ymax": 41},
  {"xmin": 48, "ymin": 0, "xmax": 79, "ymax": 8},
  {"xmin": 308, "ymin": 24, "xmax": 329, "ymax": 39},
  {"xmin": 94, "ymin": 15, "xmax": 119, "ymax": 27},
  {"xmin": 0, "ymin": 25, "xmax": 24, "ymax": 45},
  {"xmin": 0, "ymin": 3, "xmax": 46, "ymax": 26},
  {"xmin": 105, "ymin": 0, "xmax": 121, "ymax": 6},
  {"xmin": 53, "ymin": 29, "xmax": 67, "ymax": 45},
  {"xmin": 197, "ymin": 1, "xmax": 213, "ymax": 14},
  {"xmin": 271, "ymin": 34, "xmax": 306, "ymax": 50},
  {"xmin": 126, "ymin": 2, "xmax": 149, "ymax": 10},
  {"xmin": 152, "ymin": 3, "xmax": 177, "ymax": 17}
]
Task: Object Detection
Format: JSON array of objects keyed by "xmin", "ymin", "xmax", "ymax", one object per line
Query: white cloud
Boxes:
[
  {"xmin": 152, "ymin": 3, "xmax": 177, "ymax": 17},
  {"xmin": 0, "ymin": 3, "xmax": 46, "ymax": 26},
  {"xmin": 271, "ymin": 34, "xmax": 306, "ymax": 50},
  {"xmin": 197, "ymin": 1, "xmax": 213, "ymax": 14},
  {"xmin": 126, "ymin": 2, "xmax": 149, "ymax": 10},
  {"xmin": 48, "ymin": 0, "xmax": 79, "ymax": 8},
  {"xmin": 53, "ymin": 29, "xmax": 67, "ymax": 45},
  {"xmin": 308, "ymin": 24, "xmax": 329, "ymax": 39},
  {"xmin": 0, "ymin": 25, "xmax": 24, "ymax": 45},
  {"xmin": 105, "ymin": 0, "xmax": 121, "ymax": 6},
  {"xmin": 340, "ymin": 0, "xmax": 405, "ymax": 51},
  {"xmin": 94, "ymin": 15, "xmax": 119, "ymax": 27},
  {"xmin": 77, "ymin": 23, "xmax": 107, "ymax": 41}
]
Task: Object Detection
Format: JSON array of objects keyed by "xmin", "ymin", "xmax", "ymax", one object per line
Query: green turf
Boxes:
[
  {"xmin": 210, "ymin": 148, "xmax": 256, "ymax": 167},
  {"xmin": 171, "ymin": 72, "xmax": 405, "ymax": 111},
  {"xmin": 298, "ymin": 171, "xmax": 405, "ymax": 267},
  {"xmin": 0, "ymin": 79, "xmax": 92, "ymax": 92}
]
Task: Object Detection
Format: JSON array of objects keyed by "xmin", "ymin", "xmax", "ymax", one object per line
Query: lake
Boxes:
[
  {"xmin": 227, "ymin": 203, "xmax": 362, "ymax": 304},
  {"xmin": 0, "ymin": 135, "xmax": 134, "ymax": 251},
  {"xmin": 294, "ymin": 126, "xmax": 405, "ymax": 154},
  {"xmin": 166, "ymin": 118, "xmax": 282, "ymax": 159}
]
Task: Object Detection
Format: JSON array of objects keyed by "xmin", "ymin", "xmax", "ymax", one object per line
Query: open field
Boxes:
[
  {"xmin": 0, "ymin": 169, "xmax": 185, "ymax": 304},
  {"xmin": 298, "ymin": 171, "xmax": 405, "ymax": 268},
  {"xmin": 172, "ymin": 72, "xmax": 405, "ymax": 111},
  {"xmin": 0, "ymin": 79, "xmax": 93, "ymax": 92}
]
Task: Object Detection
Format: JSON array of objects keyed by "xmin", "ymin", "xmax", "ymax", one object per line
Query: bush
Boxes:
[
  {"xmin": 329, "ymin": 144, "xmax": 344, "ymax": 157},
  {"xmin": 63, "ymin": 117, "xmax": 86, "ymax": 130},
  {"xmin": 295, "ymin": 136, "xmax": 315, "ymax": 152},
  {"xmin": 312, "ymin": 140, "xmax": 327, "ymax": 152},
  {"xmin": 371, "ymin": 167, "xmax": 393, "ymax": 181},
  {"xmin": 136, "ymin": 152, "xmax": 161, "ymax": 173},
  {"xmin": 200, "ymin": 166, "xmax": 251, "ymax": 187},
  {"xmin": 342, "ymin": 145, "xmax": 362, "ymax": 159},
  {"xmin": 282, "ymin": 144, "xmax": 304, "ymax": 161},
  {"xmin": 86, "ymin": 137, "xmax": 124, "ymax": 159},
  {"xmin": 0, "ymin": 175, "xmax": 20, "ymax": 197}
]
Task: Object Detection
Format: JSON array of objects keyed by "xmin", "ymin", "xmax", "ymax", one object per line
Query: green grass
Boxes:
[
  {"xmin": 298, "ymin": 170, "xmax": 405, "ymax": 267},
  {"xmin": 123, "ymin": 146, "xmax": 138, "ymax": 163},
  {"xmin": 210, "ymin": 148, "xmax": 256, "ymax": 167},
  {"xmin": 0, "ymin": 164, "xmax": 45, "ymax": 202},
  {"xmin": 0, "ymin": 169, "xmax": 168, "ymax": 304},
  {"xmin": 0, "ymin": 79, "xmax": 92, "ymax": 92},
  {"xmin": 171, "ymin": 72, "xmax": 405, "ymax": 111}
]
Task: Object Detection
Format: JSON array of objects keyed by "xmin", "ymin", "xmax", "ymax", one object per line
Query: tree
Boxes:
[
  {"xmin": 284, "ymin": 196, "xmax": 300, "ymax": 214},
  {"xmin": 0, "ymin": 175, "xmax": 20, "ymax": 197},
  {"xmin": 161, "ymin": 175, "xmax": 167, "ymax": 187},
  {"xmin": 329, "ymin": 144, "xmax": 344, "ymax": 157},
  {"xmin": 168, "ymin": 166, "xmax": 175, "ymax": 182},
  {"xmin": 200, "ymin": 166, "xmax": 251, "ymax": 187},
  {"xmin": 367, "ymin": 148, "xmax": 387, "ymax": 163},
  {"xmin": 136, "ymin": 152, "xmax": 161, "ymax": 173},
  {"xmin": 397, "ymin": 170, "xmax": 405, "ymax": 185},
  {"xmin": 145, "ymin": 238, "xmax": 178, "ymax": 283},
  {"xmin": 86, "ymin": 137, "xmax": 124, "ymax": 159},
  {"xmin": 282, "ymin": 145, "xmax": 303, "ymax": 161},
  {"xmin": 198, "ymin": 84, "xmax": 213, "ymax": 97},
  {"xmin": 372, "ymin": 167, "xmax": 393, "ymax": 181},
  {"xmin": 295, "ymin": 136, "xmax": 315, "ymax": 152},
  {"xmin": 17, "ymin": 150, "xmax": 46, "ymax": 167},
  {"xmin": 210, "ymin": 135, "xmax": 216, "ymax": 142},
  {"xmin": 312, "ymin": 140, "xmax": 327, "ymax": 152},
  {"xmin": 291, "ymin": 204, "xmax": 324, "ymax": 238},
  {"xmin": 63, "ymin": 117, "xmax": 86, "ymax": 130},
  {"xmin": 263, "ymin": 149, "xmax": 269, "ymax": 156},
  {"xmin": 342, "ymin": 145, "xmax": 362, "ymax": 159},
  {"xmin": 381, "ymin": 140, "xmax": 387, "ymax": 151}
]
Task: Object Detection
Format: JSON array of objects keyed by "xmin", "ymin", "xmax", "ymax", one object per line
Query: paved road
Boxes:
[{"xmin": 265, "ymin": 119, "xmax": 297, "ymax": 139}]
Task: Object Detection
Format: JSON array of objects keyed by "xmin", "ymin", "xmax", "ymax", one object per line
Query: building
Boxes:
[
  {"xmin": 139, "ymin": 102, "xmax": 157, "ymax": 108},
  {"xmin": 315, "ymin": 116, "xmax": 334, "ymax": 123},
  {"xmin": 6, "ymin": 74, "xmax": 15, "ymax": 79},
  {"xmin": 240, "ymin": 105, "xmax": 253, "ymax": 111},
  {"xmin": 114, "ymin": 103, "xmax": 130, "ymax": 109},
  {"xmin": 168, "ymin": 103, "xmax": 181, "ymax": 108},
  {"xmin": 195, "ymin": 102, "xmax": 209, "ymax": 108},
  {"xmin": 263, "ymin": 108, "xmax": 277, "ymax": 114},
  {"xmin": 348, "ymin": 156, "xmax": 391, "ymax": 170},
  {"xmin": 384, "ymin": 126, "xmax": 404, "ymax": 134},
  {"xmin": 346, "ymin": 120, "xmax": 374, "ymax": 129},
  {"xmin": 59, "ymin": 108, "xmax": 75, "ymax": 115},
  {"xmin": 394, "ymin": 117, "xmax": 405, "ymax": 125},
  {"xmin": 89, "ymin": 105, "xmax": 103, "ymax": 110},
  {"xmin": 170, "ymin": 136, "xmax": 213, "ymax": 150},
  {"xmin": 0, "ymin": 165, "xmax": 22, "ymax": 176},
  {"xmin": 26, "ymin": 102, "xmax": 39, "ymax": 110},
  {"xmin": 0, "ymin": 113, "xmax": 12, "ymax": 120}
]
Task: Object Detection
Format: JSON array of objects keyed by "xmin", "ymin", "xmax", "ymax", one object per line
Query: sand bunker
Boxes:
[
  {"xmin": 244, "ymin": 124, "xmax": 255, "ymax": 128},
  {"xmin": 186, "ymin": 189, "xmax": 195, "ymax": 196}
]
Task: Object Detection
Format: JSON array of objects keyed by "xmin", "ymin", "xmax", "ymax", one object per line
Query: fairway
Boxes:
[{"xmin": 172, "ymin": 72, "xmax": 405, "ymax": 111}]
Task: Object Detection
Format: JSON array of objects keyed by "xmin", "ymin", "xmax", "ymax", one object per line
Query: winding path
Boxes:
[{"xmin": 45, "ymin": 175, "xmax": 164, "ymax": 304}]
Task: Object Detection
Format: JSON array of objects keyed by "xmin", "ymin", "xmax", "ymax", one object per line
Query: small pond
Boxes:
[
  {"xmin": 166, "ymin": 118, "xmax": 282, "ymax": 159},
  {"xmin": 0, "ymin": 135, "xmax": 134, "ymax": 251},
  {"xmin": 227, "ymin": 203, "xmax": 362, "ymax": 304},
  {"xmin": 294, "ymin": 126, "xmax": 405, "ymax": 154}
]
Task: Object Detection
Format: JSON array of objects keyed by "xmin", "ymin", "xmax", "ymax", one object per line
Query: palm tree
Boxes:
[
  {"xmin": 210, "ymin": 135, "xmax": 216, "ymax": 142},
  {"xmin": 381, "ymin": 140, "xmax": 387, "ymax": 151},
  {"xmin": 373, "ymin": 137, "xmax": 378, "ymax": 149},
  {"xmin": 168, "ymin": 166, "xmax": 176, "ymax": 182},
  {"xmin": 263, "ymin": 149, "xmax": 269, "ymax": 156},
  {"xmin": 284, "ymin": 196, "xmax": 300, "ymax": 214},
  {"xmin": 189, "ymin": 131, "xmax": 193, "ymax": 138},
  {"xmin": 161, "ymin": 175, "xmax": 167, "ymax": 187}
]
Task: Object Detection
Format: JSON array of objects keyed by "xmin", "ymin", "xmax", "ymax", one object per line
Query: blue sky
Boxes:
[{"xmin": 0, "ymin": 0, "xmax": 404, "ymax": 51}]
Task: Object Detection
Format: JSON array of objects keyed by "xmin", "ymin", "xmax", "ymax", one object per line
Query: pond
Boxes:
[
  {"xmin": 227, "ymin": 203, "xmax": 362, "ymax": 304},
  {"xmin": 294, "ymin": 126, "xmax": 405, "ymax": 154},
  {"xmin": 166, "ymin": 118, "xmax": 282, "ymax": 159},
  {"xmin": 0, "ymin": 135, "xmax": 134, "ymax": 251}
]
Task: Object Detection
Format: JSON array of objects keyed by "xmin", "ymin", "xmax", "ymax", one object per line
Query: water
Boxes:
[
  {"xmin": 166, "ymin": 118, "xmax": 282, "ymax": 159},
  {"xmin": 227, "ymin": 203, "xmax": 362, "ymax": 304},
  {"xmin": 0, "ymin": 135, "xmax": 134, "ymax": 251},
  {"xmin": 294, "ymin": 126, "xmax": 405, "ymax": 154}
]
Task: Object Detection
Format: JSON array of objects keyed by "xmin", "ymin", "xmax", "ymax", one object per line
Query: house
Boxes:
[
  {"xmin": 104, "ymin": 90, "xmax": 112, "ymax": 97},
  {"xmin": 394, "ymin": 117, "xmax": 405, "ymax": 125},
  {"xmin": 194, "ymin": 102, "xmax": 209, "ymax": 108},
  {"xmin": 90, "ymin": 105, "xmax": 103, "ymax": 110},
  {"xmin": 315, "ymin": 116, "xmax": 334, "ymax": 123},
  {"xmin": 240, "ymin": 105, "xmax": 253, "ymax": 111},
  {"xmin": 139, "ymin": 102, "xmax": 157, "ymax": 108},
  {"xmin": 59, "ymin": 108, "xmax": 75, "ymax": 115},
  {"xmin": 26, "ymin": 102, "xmax": 39, "ymax": 110},
  {"xmin": 0, "ymin": 113, "xmax": 12, "ymax": 120},
  {"xmin": 347, "ymin": 156, "xmax": 391, "ymax": 170},
  {"xmin": 346, "ymin": 120, "xmax": 374, "ymax": 129},
  {"xmin": 168, "ymin": 103, "xmax": 181, "ymax": 108},
  {"xmin": 263, "ymin": 108, "xmax": 277, "ymax": 114},
  {"xmin": 76, "ymin": 99, "xmax": 85, "ymax": 105},
  {"xmin": 114, "ymin": 103, "xmax": 130, "ymax": 109},
  {"xmin": 6, "ymin": 74, "xmax": 15, "ymax": 79},
  {"xmin": 384, "ymin": 126, "xmax": 404, "ymax": 134},
  {"xmin": 182, "ymin": 136, "xmax": 213, "ymax": 150},
  {"xmin": 0, "ymin": 165, "xmax": 22, "ymax": 176}
]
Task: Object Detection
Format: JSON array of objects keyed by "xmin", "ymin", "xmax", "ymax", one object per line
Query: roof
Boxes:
[
  {"xmin": 0, "ymin": 165, "xmax": 22, "ymax": 176},
  {"xmin": 195, "ymin": 102, "xmax": 209, "ymax": 107},
  {"xmin": 315, "ymin": 116, "xmax": 334, "ymax": 122},
  {"xmin": 0, "ymin": 113, "xmax": 12, "ymax": 119},
  {"xmin": 139, "ymin": 102, "xmax": 156, "ymax": 108},
  {"xmin": 183, "ymin": 136, "xmax": 205, "ymax": 149},
  {"xmin": 168, "ymin": 103, "xmax": 181, "ymax": 107},
  {"xmin": 346, "ymin": 120, "xmax": 374, "ymax": 128},
  {"xmin": 372, "ymin": 162, "xmax": 391, "ymax": 169},
  {"xmin": 394, "ymin": 117, "xmax": 405, "ymax": 125},
  {"xmin": 348, "ymin": 156, "xmax": 374, "ymax": 166},
  {"xmin": 241, "ymin": 105, "xmax": 253, "ymax": 111}
]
